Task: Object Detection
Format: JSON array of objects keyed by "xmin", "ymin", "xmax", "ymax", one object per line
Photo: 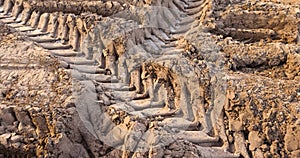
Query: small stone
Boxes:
[
  {"xmin": 63, "ymin": 75, "xmax": 69, "ymax": 80},
  {"xmin": 198, "ymin": 60, "xmax": 204, "ymax": 66},
  {"xmin": 106, "ymin": 2, "xmax": 113, "ymax": 9},
  {"xmin": 193, "ymin": 58, "xmax": 198, "ymax": 63},
  {"xmin": 10, "ymin": 135, "xmax": 23, "ymax": 143},
  {"xmin": 149, "ymin": 122, "xmax": 156, "ymax": 129},
  {"xmin": 66, "ymin": 107, "xmax": 76, "ymax": 115},
  {"xmin": 11, "ymin": 142, "xmax": 21, "ymax": 149},
  {"xmin": 249, "ymin": 131, "xmax": 262, "ymax": 151},
  {"xmin": 7, "ymin": 76, "xmax": 13, "ymax": 81},
  {"xmin": 229, "ymin": 119, "xmax": 243, "ymax": 131},
  {"xmin": 0, "ymin": 133, "xmax": 11, "ymax": 145},
  {"xmin": 164, "ymin": 149, "xmax": 172, "ymax": 155},
  {"xmin": 168, "ymin": 143, "xmax": 179, "ymax": 150}
]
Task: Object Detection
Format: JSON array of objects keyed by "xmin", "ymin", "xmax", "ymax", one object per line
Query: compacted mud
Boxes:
[{"xmin": 0, "ymin": 0, "xmax": 299, "ymax": 157}]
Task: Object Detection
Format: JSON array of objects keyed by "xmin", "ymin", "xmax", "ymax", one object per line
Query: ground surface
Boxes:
[{"xmin": 0, "ymin": 0, "xmax": 299, "ymax": 157}]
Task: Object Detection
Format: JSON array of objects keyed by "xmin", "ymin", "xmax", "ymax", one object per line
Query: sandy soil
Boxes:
[{"xmin": 0, "ymin": 0, "xmax": 299, "ymax": 157}]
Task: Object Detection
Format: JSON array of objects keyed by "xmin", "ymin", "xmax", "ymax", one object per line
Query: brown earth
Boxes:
[{"xmin": 0, "ymin": 0, "xmax": 299, "ymax": 157}]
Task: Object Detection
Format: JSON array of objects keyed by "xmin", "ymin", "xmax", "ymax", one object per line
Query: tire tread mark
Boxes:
[{"xmin": 0, "ymin": 0, "xmax": 237, "ymax": 157}]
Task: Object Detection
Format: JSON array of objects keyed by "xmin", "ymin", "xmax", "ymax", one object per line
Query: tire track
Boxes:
[{"xmin": 0, "ymin": 0, "xmax": 238, "ymax": 157}]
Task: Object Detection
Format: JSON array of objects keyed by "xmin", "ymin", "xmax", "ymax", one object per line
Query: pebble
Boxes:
[
  {"xmin": 63, "ymin": 75, "xmax": 69, "ymax": 80},
  {"xmin": 11, "ymin": 142, "xmax": 21, "ymax": 148},
  {"xmin": 248, "ymin": 131, "xmax": 262, "ymax": 151},
  {"xmin": 10, "ymin": 135, "xmax": 23, "ymax": 143},
  {"xmin": 2, "ymin": 81, "xmax": 10, "ymax": 85},
  {"xmin": 193, "ymin": 58, "xmax": 198, "ymax": 63},
  {"xmin": 198, "ymin": 60, "xmax": 204, "ymax": 65},
  {"xmin": 0, "ymin": 133, "xmax": 11, "ymax": 145},
  {"xmin": 66, "ymin": 107, "xmax": 76, "ymax": 115},
  {"xmin": 106, "ymin": 1, "xmax": 113, "ymax": 9},
  {"xmin": 7, "ymin": 76, "xmax": 13, "ymax": 81}
]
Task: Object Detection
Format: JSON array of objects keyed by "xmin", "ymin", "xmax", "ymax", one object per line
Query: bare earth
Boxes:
[{"xmin": 0, "ymin": 0, "xmax": 299, "ymax": 157}]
